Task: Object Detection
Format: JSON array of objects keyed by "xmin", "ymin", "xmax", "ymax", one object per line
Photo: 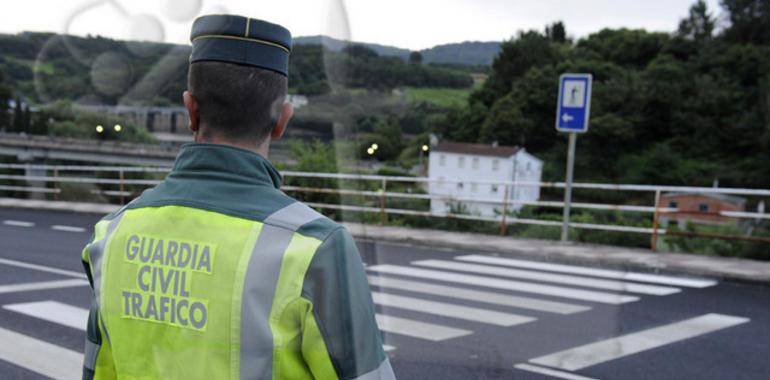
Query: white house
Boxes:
[{"xmin": 427, "ymin": 142, "xmax": 543, "ymax": 218}]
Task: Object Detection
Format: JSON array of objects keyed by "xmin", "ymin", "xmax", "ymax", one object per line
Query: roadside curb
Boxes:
[
  {"xmin": 0, "ymin": 198, "xmax": 119, "ymax": 215},
  {"xmin": 344, "ymin": 223, "xmax": 770, "ymax": 286},
  {"xmin": 2, "ymin": 198, "xmax": 768, "ymax": 285}
]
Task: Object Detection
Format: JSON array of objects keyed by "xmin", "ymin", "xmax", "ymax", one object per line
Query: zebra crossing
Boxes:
[
  {"xmin": 366, "ymin": 254, "xmax": 722, "ymax": 352},
  {"xmin": 0, "ymin": 252, "xmax": 748, "ymax": 380}
]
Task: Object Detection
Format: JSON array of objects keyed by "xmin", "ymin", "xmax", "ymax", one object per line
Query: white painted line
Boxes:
[
  {"xmin": 3, "ymin": 301, "xmax": 89, "ymax": 331},
  {"xmin": 51, "ymin": 225, "xmax": 87, "ymax": 233},
  {"xmin": 413, "ymin": 260, "xmax": 681, "ymax": 296},
  {"xmin": 368, "ymin": 265, "xmax": 639, "ymax": 305},
  {"xmin": 369, "ymin": 276, "xmax": 589, "ymax": 315},
  {"xmin": 371, "ymin": 291, "xmax": 535, "ymax": 327},
  {"xmin": 383, "ymin": 345, "xmax": 396, "ymax": 352},
  {"xmin": 3, "ymin": 220, "xmax": 34, "ymax": 227},
  {"xmin": 0, "ymin": 279, "xmax": 89, "ymax": 294},
  {"xmin": 514, "ymin": 363, "xmax": 599, "ymax": 380},
  {"xmin": 375, "ymin": 314, "xmax": 472, "ymax": 341},
  {"xmin": 457, "ymin": 255, "xmax": 717, "ymax": 288},
  {"xmin": 0, "ymin": 326, "xmax": 82, "ymax": 380},
  {"xmin": 0, "ymin": 258, "xmax": 87, "ymax": 279},
  {"xmin": 530, "ymin": 313, "xmax": 749, "ymax": 371}
]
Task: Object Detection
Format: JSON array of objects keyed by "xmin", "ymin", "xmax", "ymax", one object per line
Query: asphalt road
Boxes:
[{"xmin": 0, "ymin": 207, "xmax": 768, "ymax": 380}]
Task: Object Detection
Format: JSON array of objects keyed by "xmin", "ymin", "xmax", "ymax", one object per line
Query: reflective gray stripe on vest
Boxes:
[
  {"xmin": 240, "ymin": 202, "xmax": 324, "ymax": 380},
  {"xmin": 90, "ymin": 214, "xmax": 124, "ymax": 307},
  {"xmin": 83, "ymin": 339, "xmax": 100, "ymax": 371},
  {"xmin": 88, "ymin": 214, "xmax": 124, "ymax": 343},
  {"xmin": 352, "ymin": 358, "xmax": 396, "ymax": 380}
]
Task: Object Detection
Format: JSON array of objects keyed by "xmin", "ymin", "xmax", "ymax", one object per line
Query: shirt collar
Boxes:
[{"xmin": 171, "ymin": 143, "xmax": 282, "ymax": 189}]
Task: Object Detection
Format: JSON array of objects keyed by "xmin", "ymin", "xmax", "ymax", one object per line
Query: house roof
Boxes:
[
  {"xmin": 662, "ymin": 192, "xmax": 747, "ymax": 206},
  {"xmin": 433, "ymin": 142, "xmax": 520, "ymax": 158}
]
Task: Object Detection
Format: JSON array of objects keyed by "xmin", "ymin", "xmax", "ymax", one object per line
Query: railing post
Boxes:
[
  {"xmin": 651, "ymin": 189, "xmax": 661, "ymax": 252},
  {"xmin": 53, "ymin": 168, "xmax": 59, "ymax": 201},
  {"xmin": 119, "ymin": 170, "xmax": 125, "ymax": 205},
  {"xmin": 379, "ymin": 178, "xmax": 387, "ymax": 225},
  {"xmin": 500, "ymin": 184, "xmax": 509, "ymax": 236}
]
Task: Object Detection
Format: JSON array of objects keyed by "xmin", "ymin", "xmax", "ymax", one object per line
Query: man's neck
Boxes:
[{"xmin": 194, "ymin": 135, "xmax": 271, "ymax": 158}]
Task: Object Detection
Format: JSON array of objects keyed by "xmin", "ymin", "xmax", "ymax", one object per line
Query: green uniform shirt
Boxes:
[{"xmin": 80, "ymin": 143, "xmax": 394, "ymax": 380}]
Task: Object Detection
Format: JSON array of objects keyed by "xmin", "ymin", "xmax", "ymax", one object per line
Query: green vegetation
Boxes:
[
  {"xmin": 0, "ymin": 33, "xmax": 474, "ymax": 103},
  {"xmin": 434, "ymin": 1, "xmax": 770, "ymax": 190},
  {"xmin": 405, "ymin": 87, "xmax": 473, "ymax": 108}
]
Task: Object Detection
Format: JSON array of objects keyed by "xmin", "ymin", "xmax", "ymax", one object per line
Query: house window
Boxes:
[
  {"xmin": 669, "ymin": 201, "xmax": 678, "ymax": 209},
  {"xmin": 439, "ymin": 155, "xmax": 446, "ymax": 166},
  {"xmin": 457, "ymin": 182, "xmax": 464, "ymax": 190},
  {"xmin": 492, "ymin": 160, "xmax": 499, "ymax": 171},
  {"xmin": 471, "ymin": 183, "xmax": 477, "ymax": 192},
  {"xmin": 699, "ymin": 203, "xmax": 709, "ymax": 212},
  {"xmin": 491, "ymin": 185, "xmax": 498, "ymax": 193},
  {"xmin": 472, "ymin": 157, "xmax": 479, "ymax": 169},
  {"xmin": 458, "ymin": 156, "xmax": 465, "ymax": 168},
  {"xmin": 526, "ymin": 162, "xmax": 531, "ymax": 171}
]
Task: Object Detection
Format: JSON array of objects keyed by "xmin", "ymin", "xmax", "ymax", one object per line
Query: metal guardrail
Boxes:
[{"xmin": 1, "ymin": 163, "xmax": 769, "ymax": 249}]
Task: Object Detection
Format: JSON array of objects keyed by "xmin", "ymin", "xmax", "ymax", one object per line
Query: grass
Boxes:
[{"xmin": 405, "ymin": 87, "xmax": 473, "ymax": 108}]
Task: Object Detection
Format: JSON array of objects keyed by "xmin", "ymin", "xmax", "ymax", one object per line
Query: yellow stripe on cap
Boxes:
[
  {"xmin": 192, "ymin": 34, "xmax": 290, "ymax": 53},
  {"xmin": 244, "ymin": 18, "xmax": 250, "ymax": 37}
]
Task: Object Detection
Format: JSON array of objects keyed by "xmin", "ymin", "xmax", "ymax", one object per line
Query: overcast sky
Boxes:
[{"xmin": 0, "ymin": 0, "xmax": 724, "ymax": 50}]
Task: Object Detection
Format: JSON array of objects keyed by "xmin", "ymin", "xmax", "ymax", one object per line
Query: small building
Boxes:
[
  {"xmin": 428, "ymin": 142, "xmax": 543, "ymax": 218},
  {"xmin": 658, "ymin": 192, "xmax": 746, "ymax": 226}
]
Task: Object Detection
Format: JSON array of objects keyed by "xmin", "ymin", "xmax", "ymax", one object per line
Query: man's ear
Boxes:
[
  {"xmin": 270, "ymin": 102, "xmax": 293, "ymax": 141},
  {"xmin": 183, "ymin": 90, "xmax": 200, "ymax": 137}
]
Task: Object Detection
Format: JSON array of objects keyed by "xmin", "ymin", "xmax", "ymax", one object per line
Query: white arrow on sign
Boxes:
[{"xmin": 561, "ymin": 113, "xmax": 574, "ymax": 123}]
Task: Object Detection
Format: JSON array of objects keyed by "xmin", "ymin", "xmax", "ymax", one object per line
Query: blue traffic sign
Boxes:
[{"xmin": 556, "ymin": 73, "xmax": 592, "ymax": 133}]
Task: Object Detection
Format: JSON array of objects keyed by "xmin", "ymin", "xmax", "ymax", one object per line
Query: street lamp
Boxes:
[
  {"xmin": 114, "ymin": 124, "xmax": 122, "ymax": 132},
  {"xmin": 95, "ymin": 125, "xmax": 104, "ymax": 133},
  {"xmin": 419, "ymin": 144, "xmax": 429, "ymax": 169}
]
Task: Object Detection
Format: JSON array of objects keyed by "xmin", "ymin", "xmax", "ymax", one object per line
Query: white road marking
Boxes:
[
  {"xmin": 51, "ymin": 225, "xmax": 87, "ymax": 233},
  {"xmin": 529, "ymin": 313, "xmax": 749, "ymax": 371},
  {"xmin": 0, "ymin": 258, "xmax": 87, "ymax": 279},
  {"xmin": 368, "ymin": 265, "xmax": 639, "ymax": 305},
  {"xmin": 371, "ymin": 291, "xmax": 535, "ymax": 327},
  {"xmin": 457, "ymin": 255, "xmax": 717, "ymax": 288},
  {"xmin": 369, "ymin": 276, "xmax": 589, "ymax": 315},
  {"xmin": 413, "ymin": 260, "xmax": 680, "ymax": 296},
  {"xmin": 375, "ymin": 314, "xmax": 472, "ymax": 341},
  {"xmin": 3, "ymin": 301, "xmax": 89, "ymax": 331},
  {"xmin": 3, "ymin": 220, "xmax": 34, "ymax": 227},
  {"xmin": 0, "ymin": 326, "xmax": 82, "ymax": 380},
  {"xmin": 514, "ymin": 363, "xmax": 600, "ymax": 380},
  {"xmin": 0, "ymin": 279, "xmax": 89, "ymax": 294}
]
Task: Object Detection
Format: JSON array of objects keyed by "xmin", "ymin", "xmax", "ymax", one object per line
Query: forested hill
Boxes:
[
  {"xmin": 294, "ymin": 35, "xmax": 501, "ymax": 66},
  {"xmin": 0, "ymin": 32, "xmax": 474, "ymax": 105},
  {"xmin": 433, "ymin": 0, "xmax": 770, "ymax": 188}
]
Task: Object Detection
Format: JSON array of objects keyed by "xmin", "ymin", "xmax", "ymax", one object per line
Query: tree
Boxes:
[
  {"xmin": 678, "ymin": 0, "xmax": 715, "ymax": 42},
  {"xmin": 408, "ymin": 51, "xmax": 423, "ymax": 65},
  {"xmin": 545, "ymin": 21, "xmax": 568, "ymax": 43},
  {"xmin": 12, "ymin": 96, "xmax": 23, "ymax": 133},
  {"xmin": 0, "ymin": 70, "xmax": 11, "ymax": 130},
  {"xmin": 721, "ymin": 0, "xmax": 770, "ymax": 44},
  {"xmin": 471, "ymin": 30, "xmax": 560, "ymax": 108},
  {"xmin": 478, "ymin": 94, "xmax": 535, "ymax": 146},
  {"xmin": 22, "ymin": 104, "xmax": 31, "ymax": 133},
  {"xmin": 30, "ymin": 112, "xmax": 48, "ymax": 135}
]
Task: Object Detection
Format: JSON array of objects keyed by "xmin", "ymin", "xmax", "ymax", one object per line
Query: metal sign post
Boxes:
[
  {"xmin": 561, "ymin": 133, "xmax": 577, "ymax": 241},
  {"xmin": 556, "ymin": 73, "xmax": 592, "ymax": 241}
]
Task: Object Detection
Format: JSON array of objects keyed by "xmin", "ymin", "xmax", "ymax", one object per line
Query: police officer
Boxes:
[{"xmin": 80, "ymin": 15, "xmax": 395, "ymax": 380}]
